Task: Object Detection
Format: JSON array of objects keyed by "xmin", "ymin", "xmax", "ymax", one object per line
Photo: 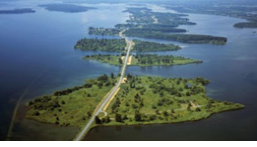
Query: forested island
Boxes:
[
  {"xmin": 166, "ymin": 4, "xmax": 257, "ymax": 29},
  {"xmin": 39, "ymin": 4, "xmax": 95, "ymax": 13},
  {"xmin": 133, "ymin": 39, "xmax": 181, "ymax": 52},
  {"xmin": 234, "ymin": 22, "xmax": 257, "ymax": 28},
  {"xmin": 84, "ymin": 54, "xmax": 202, "ymax": 66},
  {"xmin": 74, "ymin": 38, "xmax": 126, "ymax": 52},
  {"xmin": 26, "ymin": 75, "xmax": 244, "ymax": 128},
  {"xmin": 87, "ymin": 7, "xmax": 227, "ymax": 45},
  {"xmin": 88, "ymin": 27, "xmax": 120, "ymax": 36},
  {"xmin": 125, "ymin": 30, "xmax": 227, "ymax": 45},
  {"xmin": 74, "ymin": 38, "xmax": 181, "ymax": 52},
  {"xmin": 0, "ymin": 8, "xmax": 36, "ymax": 14}
]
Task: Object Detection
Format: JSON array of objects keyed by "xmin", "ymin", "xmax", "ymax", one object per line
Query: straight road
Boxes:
[{"xmin": 74, "ymin": 31, "xmax": 133, "ymax": 141}]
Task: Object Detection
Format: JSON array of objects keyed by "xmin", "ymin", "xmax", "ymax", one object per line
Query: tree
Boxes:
[
  {"xmin": 111, "ymin": 72, "xmax": 115, "ymax": 79},
  {"xmin": 163, "ymin": 111, "xmax": 169, "ymax": 117},
  {"xmin": 149, "ymin": 115, "xmax": 156, "ymax": 121},
  {"xmin": 123, "ymin": 115, "xmax": 128, "ymax": 120},
  {"xmin": 105, "ymin": 116, "xmax": 111, "ymax": 123},
  {"xmin": 135, "ymin": 111, "xmax": 142, "ymax": 121},
  {"xmin": 196, "ymin": 108, "xmax": 201, "ymax": 112},
  {"xmin": 127, "ymin": 73, "xmax": 133, "ymax": 80},
  {"xmin": 95, "ymin": 116, "xmax": 102, "ymax": 124},
  {"xmin": 87, "ymin": 112, "xmax": 92, "ymax": 118},
  {"xmin": 97, "ymin": 82, "xmax": 103, "ymax": 88},
  {"xmin": 119, "ymin": 58, "xmax": 123, "ymax": 64},
  {"xmin": 97, "ymin": 74, "xmax": 108, "ymax": 82},
  {"xmin": 115, "ymin": 113, "xmax": 123, "ymax": 122}
]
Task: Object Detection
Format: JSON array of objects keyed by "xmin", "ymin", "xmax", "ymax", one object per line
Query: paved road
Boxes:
[{"xmin": 74, "ymin": 31, "xmax": 133, "ymax": 141}]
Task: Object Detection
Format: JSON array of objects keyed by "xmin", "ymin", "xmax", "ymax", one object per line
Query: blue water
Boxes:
[
  {"xmin": 1, "ymin": 1, "xmax": 257, "ymax": 141},
  {"xmin": 85, "ymin": 14, "xmax": 257, "ymax": 140},
  {"xmin": 0, "ymin": 1, "xmax": 128, "ymax": 140}
]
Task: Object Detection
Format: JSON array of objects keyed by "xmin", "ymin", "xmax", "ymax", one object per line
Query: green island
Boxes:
[
  {"xmin": 234, "ymin": 22, "xmax": 257, "ymax": 29},
  {"xmin": 87, "ymin": 7, "xmax": 227, "ymax": 45},
  {"xmin": 133, "ymin": 39, "xmax": 181, "ymax": 52},
  {"xmin": 26, "ymin": 74, "xmax": 117, "ymax": 127},
  {"xmin": 38, "ymin": 4, "xmax": 95, "ymax": 13},
  {"xmin": 25, "ymin": 75, "xmax": 244, "ymax": 128},
  {"xmin": 167, "ymin": 3, "xmax": 257, "ymax": 29},
  {"xmin": 74, "ymin": 38, "xmax": 126, "ymax": 52},
  {"xmin": 83, "ymin": 54, "xmax": 202, "ymax": 66},
  {"xmin": 88, "ymin": 27, "xmax": 120, "ymax": 36},
  {"xmin": 102, "ymin": 76, "xmax": 244, "ymax": 126},
  {"xmin": 125, "ymin": 30, "xmax": 227, "ymax": 45},
  {"xmin": 0, "ymin": 8, "xmax": 36, "ymax": 14},
  {"xmin": 74, "ymin": 38, "xmax": 181, "ymax": 52}
]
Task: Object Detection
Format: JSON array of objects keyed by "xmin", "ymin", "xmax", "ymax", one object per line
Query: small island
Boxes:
[
  {"xmin": 39, "ymin": 4, "xmax": 95, "ymax": 13},
  {"xmin": 25, "ymin": 75, "xmax": 244, "ymax": 128},
  {"xmin": 74, "ymin": 38, "xmax": 181, "ymax": 52},
  {"xmin": 74, "ymin": 38, "xmax": 126, "ymax": 52},
  {"xmin": 0, "ymin": 8, "xmax": 36, "ymax": 14},
  {"xmin": 167, "ymin": 4, "xmax": 257, "ymax": 29},
  {"xmin": 125, "ymin": 30, "xmax": 227, "ymax": 45},
  {"xmin": 133, "ymin": 39, "xmax": 181, "ymax": 52},
  {"xmin": 83, "ymin": 54, "xmax": 202, "ymax": 66},
  {"xmin": 234, "ymin": 22, "xmax": 257, "ymax": 28},
  {"xmin": 88, "ymin": 27, "xmax": 120, "ymax": 36},
  {"xmin": 87, "ymin": 7, "xmax": 227, "ymax": 45}
]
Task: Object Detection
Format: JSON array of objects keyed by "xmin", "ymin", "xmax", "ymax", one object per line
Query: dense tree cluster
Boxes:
[
  {"xmin": 133, "ymin": 39, "xmax": 181, "ymax": 52},
  {"xmin": 88, "ymin": 27, "xmax": 120, "ymax": 36},
  {"xmin": 234, "ymin": 22, "xmax": 257, "ymax": 28},
  {"xmin": 134, "ymin": 54, "xmax": 192, "ymax": 65},
  {"xmin": 125, "ymin": 30, "xmax": 227, "ymax": 45},
  {"xmin": 74, "ymin": 38, "xmax": 126, "ymax": 51}
]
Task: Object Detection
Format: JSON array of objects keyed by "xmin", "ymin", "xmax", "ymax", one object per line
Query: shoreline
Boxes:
[{"xmin": 84, "ymin": 105, "xmax": 244, "ymax": 140}]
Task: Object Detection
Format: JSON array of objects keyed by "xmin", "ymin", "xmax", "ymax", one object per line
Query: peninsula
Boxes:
[{"xmin": 26, "ymin": 75, "xmax": 244, "ymax": 128}]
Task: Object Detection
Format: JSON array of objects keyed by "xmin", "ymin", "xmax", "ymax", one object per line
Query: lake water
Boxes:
[
  {"xmin": 0, "ymin": 1, "xmax": 128, "ymax": 140},
  {"xmin": 1, "ymin": 1, "xmax": 257, "ymax": 141},
  {"xmin": 84, "ymin": 11, "xmax": 257, "ymax": 141}
]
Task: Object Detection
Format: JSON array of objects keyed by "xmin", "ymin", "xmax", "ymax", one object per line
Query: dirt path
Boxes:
[
  {"xmin": 102, "ymin": 87, "xmax": 121, "ymax": 111},
  {"xmin": 127, "ymin": 56, "xmax": 132, "ymax": 65}
]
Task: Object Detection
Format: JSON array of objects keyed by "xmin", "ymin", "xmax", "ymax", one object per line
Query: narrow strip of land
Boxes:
[{"xmin": 74, "ymin": 30, "xmax": 133, "ymax": 141}]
